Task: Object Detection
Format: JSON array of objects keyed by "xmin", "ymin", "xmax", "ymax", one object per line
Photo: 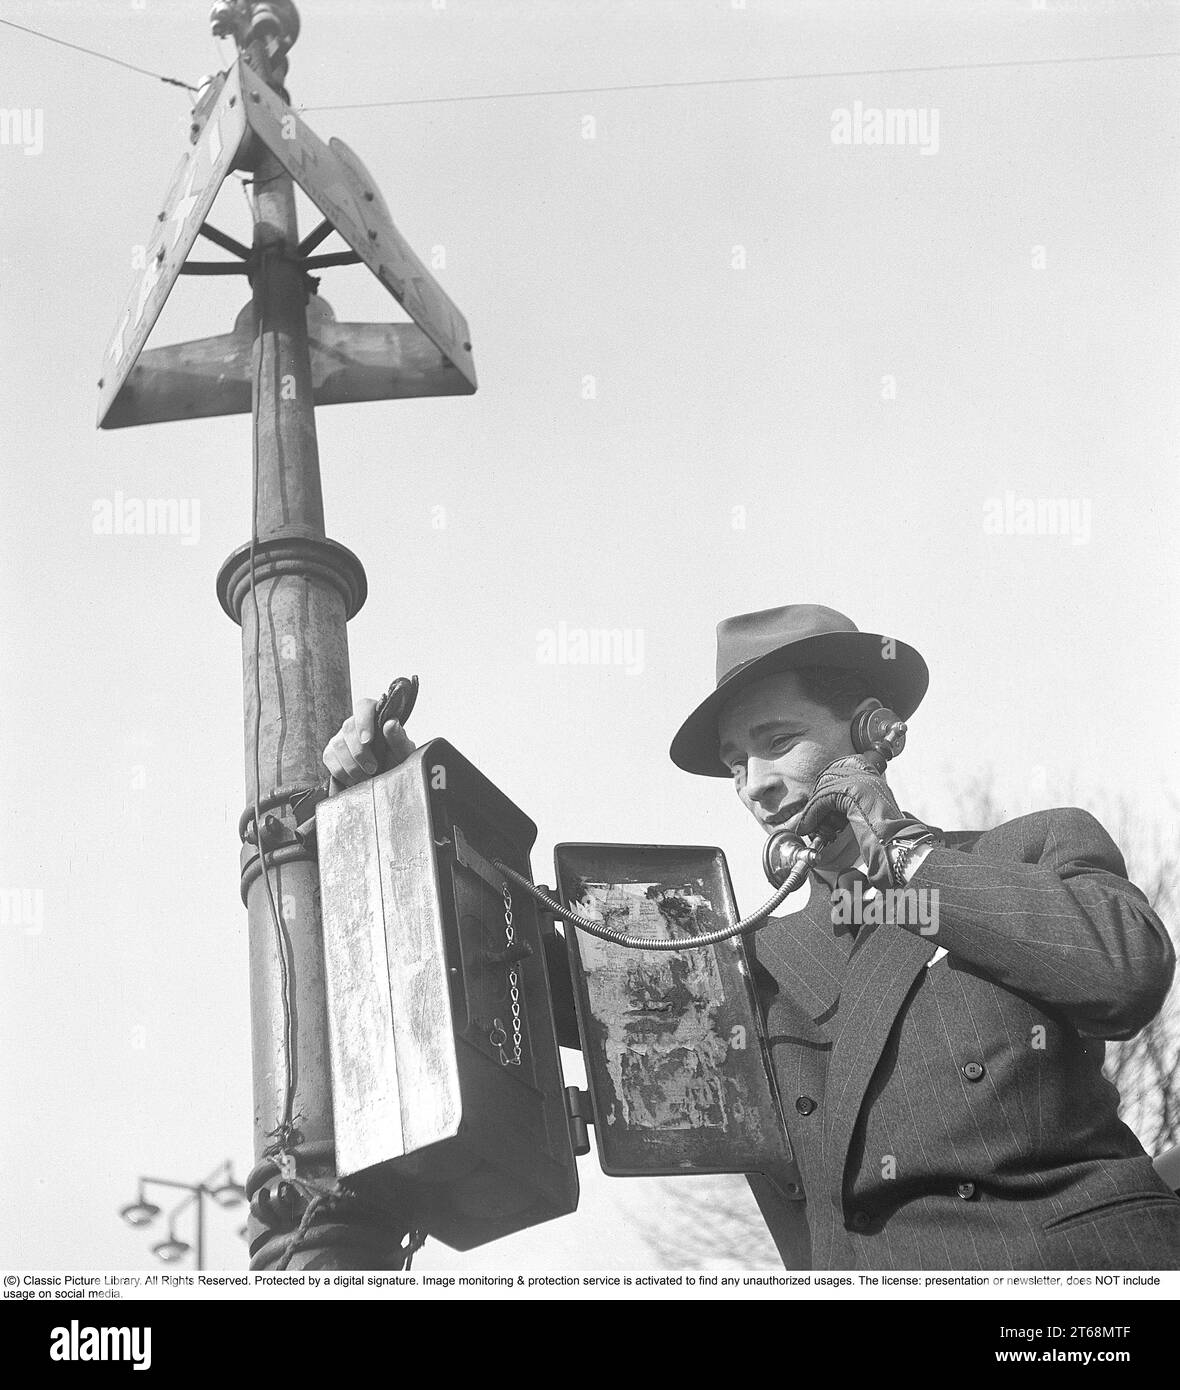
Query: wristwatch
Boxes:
[{"xmin": 887, "ymin": 831, "xmax": 943, "ymax": 886}]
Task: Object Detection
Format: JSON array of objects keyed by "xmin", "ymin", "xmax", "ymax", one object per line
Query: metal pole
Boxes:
[
  {"xmin": 196, "ymin": 1189, "xmax": 206, "ymax": 1272},
  {"xmin": 214, "ymin": 4, "xmax": 405, "ymax": 1271}
]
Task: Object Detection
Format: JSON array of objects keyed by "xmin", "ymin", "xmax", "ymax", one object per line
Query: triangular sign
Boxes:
[
  {"xmin": 97, "ymin": 68, "xmax": 249, "ymax": 427},
  {"xmin": 98, "ymin": 59, "xmax": 477, "ymax": 431},
  {"xmin": 237, "ymin": 60, "xmax": 476, "ymax": 392}
]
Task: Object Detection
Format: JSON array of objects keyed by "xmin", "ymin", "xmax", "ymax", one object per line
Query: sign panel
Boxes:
[
  {"xmin": 553, "ymin": 842, "xmax": 801, "ymax": 1187},
  {"xmin": 239, "ymin": 60, "xmax": 477, "ymax": 391},
  {"xmin": 97, "ymin": 69, "xmax": 248, "ymax": 427},
  {"xmin": 100, "ymin": 297, "xmax": 474, "ymax": 429}
]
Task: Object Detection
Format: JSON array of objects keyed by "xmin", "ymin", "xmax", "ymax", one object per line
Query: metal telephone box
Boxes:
[
  {"xmin": 318, "ymin": 743, "xmax": 803, "ymax": 1252},
  {"xmin": 317, "ymin": 740, "xmax": 580, "ymax": 1250}
]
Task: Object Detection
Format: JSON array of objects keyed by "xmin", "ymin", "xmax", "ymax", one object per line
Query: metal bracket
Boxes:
[
  {"xmin": 257, "ymin": 811, "xmax": 300, "ymax": 852},
  {"xmin": 290, "ymin": 786, "xmax": 326, "ymax": 845},
  {"xmin": 451, "ymin": 823, "xmax": 509, "ymax": 895}
]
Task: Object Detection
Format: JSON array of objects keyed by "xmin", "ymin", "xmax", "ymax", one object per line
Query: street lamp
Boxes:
[
  {"xmin": 118, "ymin": 1191, "xmax": 161, "ymax": 1228},
  {"xmin": 150, "ymin": 1230, "xmax": 192, "ymax": 1264},
  {"xmin": 118, "ymin": 1160, "xmax": 246, "ymax": 1270},
  {"xmin": 209, "ymin": 1180, "xmax": 246, "ymax": 1209}
]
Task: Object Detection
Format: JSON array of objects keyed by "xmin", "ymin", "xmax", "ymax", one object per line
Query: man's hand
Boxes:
[
  {"xmin": 797, "ymin": 753, "xmax": 937, "ymax": 889},
  {"xmin": 322, "ymin": 695, "xmax": 416, "ymax": 793}
]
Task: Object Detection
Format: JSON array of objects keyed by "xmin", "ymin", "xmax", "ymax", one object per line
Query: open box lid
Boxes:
[{"xmin": 554, "ymin": 841, "xmax": 802, "ymax": 1196}]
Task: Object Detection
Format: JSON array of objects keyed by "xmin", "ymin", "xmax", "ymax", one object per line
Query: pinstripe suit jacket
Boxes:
[{"xmin": 747, "ymin": 808, "xmax": 1180, "ymax": 1270}]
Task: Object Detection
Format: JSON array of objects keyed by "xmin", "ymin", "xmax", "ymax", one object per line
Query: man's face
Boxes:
[{"xmin": 717, "ymin": 671, "xmax": 860, "ymax": 836}]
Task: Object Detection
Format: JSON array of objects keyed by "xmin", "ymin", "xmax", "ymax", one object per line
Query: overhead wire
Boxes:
[
  {"xmin": 0, "ymin": 16, "xmax": 198, "ymax": 92},
  {"xmin": 299, "ymin": 49, "xmax": 1180, "ymax": 112},
  {"xmin": 1, "ymin": 16, "xmax": 1173, "ymax": 115}
]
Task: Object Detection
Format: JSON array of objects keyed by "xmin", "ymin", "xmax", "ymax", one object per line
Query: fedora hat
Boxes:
[{"xmin": 670, "ymin": 604, "xmax": 928, "ymax": 777}]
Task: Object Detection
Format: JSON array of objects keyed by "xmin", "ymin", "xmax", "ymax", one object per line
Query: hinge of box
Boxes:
[{"xmin": 564, "ymin": 1086, "xmax": 593, "ymax": 1157}]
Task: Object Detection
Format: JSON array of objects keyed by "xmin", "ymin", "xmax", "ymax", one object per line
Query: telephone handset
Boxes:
[
  {"xmin": 762, "ymin": 701, "xmax": 907, "ymax": 887},
  {"xmin": 848, "ymin": 700, "xmax": 907, "ymax": 763},
  {"xmin": 291, "ymin": 675, "xmax": 420, "ymax": 833}
]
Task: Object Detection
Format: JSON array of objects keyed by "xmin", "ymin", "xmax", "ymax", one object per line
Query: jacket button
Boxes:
[
  {"xmin": 849, "ymin": 1211, "xmax": 871, "ymax": 1230},
  {"xmin": 795, "ymin": 1096, "xmax": 817, "ymax": 1116},
  {"xmin": 956, "ymin": 1182, "xmax": 977, "ymax": 1201},
  {"xmin": 961, "ymin": 1061, "xmax": 985, "ymax": 1082}
]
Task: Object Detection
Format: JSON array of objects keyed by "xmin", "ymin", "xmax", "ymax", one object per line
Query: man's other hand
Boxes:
[
  {"xmin": 798, "ymin": 753, "xmax": 932, "ymax": 889},
  {"xmin": 322, "ymin": 695, "xmax": 417, "ymax": 793}
]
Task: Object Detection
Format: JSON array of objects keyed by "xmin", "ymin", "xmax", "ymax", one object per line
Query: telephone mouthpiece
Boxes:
[{"xmin": 763, "ymin": 830, "xmax": 809, "ymax": 888}]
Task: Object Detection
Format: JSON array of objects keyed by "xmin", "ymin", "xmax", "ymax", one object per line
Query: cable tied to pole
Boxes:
[
  {"xmin": 265, "ymin": 1172, "xmax": 426, "ymax": 1271},
  {"xmin": 274, "ymin": 1192, "xmax": 328, "ymax": 1271},
  {"xmin": 247, "ymin": 197, "xmax": 299, "ymax": 1148}
]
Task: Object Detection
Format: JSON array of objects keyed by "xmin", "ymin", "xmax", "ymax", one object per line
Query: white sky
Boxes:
[{"xmin": 0, "ymin": 0, "xmax": 1177, "ymax": 1272}]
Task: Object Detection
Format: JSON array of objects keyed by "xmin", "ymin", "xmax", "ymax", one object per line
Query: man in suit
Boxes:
[{"xmin": 668, "ymin": 603, "xmax": 1180, "ymax": 1270}]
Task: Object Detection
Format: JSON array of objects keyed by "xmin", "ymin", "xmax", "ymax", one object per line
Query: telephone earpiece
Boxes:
[{"xmin": 850, "ymin": 701, "xmax": 907, "ymax": 761}]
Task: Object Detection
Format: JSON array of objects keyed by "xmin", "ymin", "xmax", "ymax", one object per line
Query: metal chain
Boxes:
[{"xmin": 491, "ymin": 883, "xmax": 522, "ymax": 1067}]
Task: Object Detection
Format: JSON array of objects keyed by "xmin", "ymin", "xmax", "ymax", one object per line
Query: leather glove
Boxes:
[{"xmin": 797, "ymin": 752, "xmax": 939, "ymax": 890}]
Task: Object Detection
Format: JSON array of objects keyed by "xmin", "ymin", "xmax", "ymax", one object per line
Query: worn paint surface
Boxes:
[
  {"xmin": 574, "ymin": 880, "xmax": 762, "ymax": 1140},
  {"xmin": 239, "ymin": 62, "xmax": 477, "ymax": 391},
  {"xmin": 555, "ymin": 844, "xmax": 796, "ymax": 1177}
]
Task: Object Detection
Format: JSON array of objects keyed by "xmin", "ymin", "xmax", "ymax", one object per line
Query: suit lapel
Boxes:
[
  {"xmin": 817, "ymin": 833, "xmax": 982, "ymax": 1201},
  {"xmin": 755, "ymin": 878, "xmax": 848, "ymax": 1030},
  {"xmin": 821, "ymin": 917, "xmax": 936, "ymax": 1199}
]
